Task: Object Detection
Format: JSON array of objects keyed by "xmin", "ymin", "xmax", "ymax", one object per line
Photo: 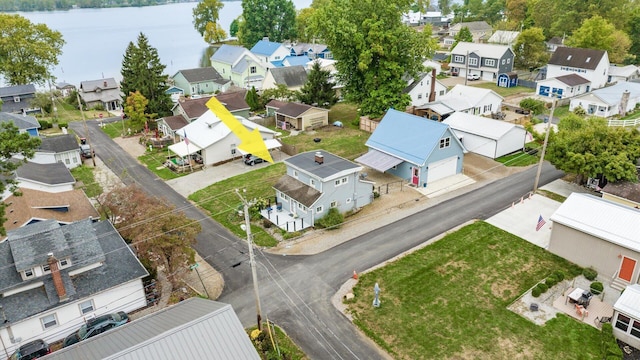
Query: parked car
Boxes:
[
  {"xmin": 467, "ymin": 73, "xmax": 480, "ymax": 81},
  {"xmin": 8, "ymin": 339, "xmax": 50, "ymax": 360},
  {"xmin": 63, "ymin": 311, "xmax": 129, "ymax": 347},
  {"xmin": 244, "ymin": 154, "xmax": 264, "ymax": 166},
  {"xmin": 80, "ymin": 144, "xmax": 94, "ymax": 159}
]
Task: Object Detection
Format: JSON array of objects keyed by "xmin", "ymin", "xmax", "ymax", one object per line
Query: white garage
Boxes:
[
  {"xmin": 427, "ymin": 156, "xmax": 458, "ymax": 183},
  {"xmin": 443, "ymin": 112, "xmax": 527, "ymax": 159}
]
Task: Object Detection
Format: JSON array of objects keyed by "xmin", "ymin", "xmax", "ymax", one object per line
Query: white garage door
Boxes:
[{"xmin": 427, "ymin": 156, "xmax": 458, "ymax": 183}]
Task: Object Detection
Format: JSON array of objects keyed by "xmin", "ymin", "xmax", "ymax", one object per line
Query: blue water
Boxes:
[{"xmin": 12, "ymin": 1, "xmax": 311, "ymax": 87}]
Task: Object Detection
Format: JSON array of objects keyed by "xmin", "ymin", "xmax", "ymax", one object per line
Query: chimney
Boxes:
[
  {"xmin": 314, "ymin": 152, "xmax": 324, "ymax": 165},
  {"xmin": 429, "ymin": 68, "xmax": 437, "ymax": 102},
  {"xmin": 103, "ymin": 80, "xmax": 107, "ymax": 87},
  {"xmin": 620, "ymin": 90, "xmax": 631, "ymax": 117},
  {"xmin": 48, "ymin": 253, "xmax": 68, "ymax": 302}
]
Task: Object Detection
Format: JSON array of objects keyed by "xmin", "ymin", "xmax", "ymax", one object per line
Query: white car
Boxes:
[{"xmin": 467, "ymin": 73, "xmax": 480, "ymax": 81}]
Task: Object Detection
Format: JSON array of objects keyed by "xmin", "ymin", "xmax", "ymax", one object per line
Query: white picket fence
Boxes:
[{"xmin": 607, "ymin": 118, "xmax": 640, "ymax": 127}]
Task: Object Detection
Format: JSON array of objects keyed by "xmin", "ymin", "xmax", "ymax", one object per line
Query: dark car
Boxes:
[
  {"xmin": 80, "ymin": 144, "xmax": 94, "ymax": 159},
  {"xmin": 63, "ymin": 312, "xmax": 129, "ymax": 347},
  {"xmin": 9, "ymin": 339, "xmax": 50, "ymax": 360},
  {"xmin": 243, "ymin": 154, "xmax": 264, "ymax": 166}
]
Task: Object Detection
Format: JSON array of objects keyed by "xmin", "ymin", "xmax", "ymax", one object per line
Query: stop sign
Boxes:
[{"xmin": 99, "ymin": 113, "xmax": 103, "ymax": 119}]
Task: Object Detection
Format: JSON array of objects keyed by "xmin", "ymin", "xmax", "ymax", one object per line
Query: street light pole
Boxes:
[
  {"xmin": 533, "ymin": 97, "xmax": 558, "ymax": 193},
  {"xmin": 76, "ymin": 92, "xmax": 96, "ymax": 167},
  {"xmin": 236, "ymin": 189, "xmax": 263, "ymax": 331},
  {"xmin": 464, "ymin": 49, "xmax": 469, "ymax": 86}
]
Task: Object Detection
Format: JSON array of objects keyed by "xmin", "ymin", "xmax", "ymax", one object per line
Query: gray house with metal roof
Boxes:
[
  {"xmin": 31, "ymin": 134, "xmax": 83, "ymax": 169},
  {"xmin": 40, "ymin": 298, "xmax": 260, "ymax": 360},
  {"xmin": 171, "ymin": 67, "xmax": 231, "ymax": 96},
  {"xmin": 0, "ymin": 112, "xmax": 40, "ymax": 136},
  {"xmin": 267, "ymin": 150, "xmax": 373, "ymax": 231},
  {"xmin": 210, "ymin": 44, "xmax": 267, "ymax": 90},
  {"xmin": 0, "ymin": 219, "xmax": 148, "ymax": 356}
]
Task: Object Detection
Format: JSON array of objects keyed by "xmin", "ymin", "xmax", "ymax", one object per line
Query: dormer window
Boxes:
[
  {"xmin": 586, "ymin": 57, "xmax": 591, "ymax": 62},
  {"xmin": 24, "ymin": 268, "xmax": 34, "ymax": 278},
  {"xmin": 13, "ymin": 96, "xmax": 20, "ymax": 102},
  {"xmin": 42, "ymin": 264, "xmax": 51, "ymax": 273},
  {"xmin": 567, "ymin": 55, "xmax": 572, "ymax": 60},
  {"xmin": 59, "ymin": 258, "xmax": 70, "ymax": 268}
]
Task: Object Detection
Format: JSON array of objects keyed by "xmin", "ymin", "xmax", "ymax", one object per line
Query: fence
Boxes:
[
  {"xmin": 607, "ymin": 118, "xmax": 640, "ymax": 127},
  {"xmin": 517, "ymin": 79, "xmax": 537, "ymax": 89},
  {"xmin": 374, "ymin": 180, "xmax": 405, "ymax": 195},
  {"xmin": 360, "ymin": 116, "xmax": 381, "ymax": 133}
]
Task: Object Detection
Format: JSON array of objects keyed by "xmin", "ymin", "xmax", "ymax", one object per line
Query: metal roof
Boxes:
[
  {"xmin": 355, "ymin": 149, "xmax": 403, "ymax": 172},
  {"xmin": 250, "ymin": 39, "xmax": 284, "ymax": 56},
  {"xmin": 614, "ymin": 284, "xmax": 640, "ymax": 319},
  {"xmin": 443, "ymin": 112, "xmax": 525, "ymax": 141},
  {"xmin": 41, "ymin": 298, "xmax": 260, "ymax": 360},
  {"xmin": 550, "ymin": 193, "xmax": 640, "ymax": 251}
]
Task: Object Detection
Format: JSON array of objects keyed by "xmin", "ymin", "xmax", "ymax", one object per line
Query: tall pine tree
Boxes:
[
  {"xmin": 120, "ymin": 33, "xmax": 172, "ymax": 117},
  {"xmin": 298, "ymin": 61, "xmax": 337, "ymax": 107}
]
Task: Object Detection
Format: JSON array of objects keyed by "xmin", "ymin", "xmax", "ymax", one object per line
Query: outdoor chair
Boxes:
[{"xmin": 575, "ymin": 304, "xmax": 588, "ymax": 318}]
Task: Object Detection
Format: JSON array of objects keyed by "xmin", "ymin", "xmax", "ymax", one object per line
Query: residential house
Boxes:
[
  {"xmin": 0, "ymin": 112, "xmax": 40, "ymax": 136},
  {"xmin": 548, "ymin": 193, "xmax": 640, "ymax": 292},
  {"xmin": 265, "ymin": 99, "xmax": 289, "ymax": 117},
  {"xmin": 31, "ymin": 134, "xmax": 83, "ymax": 169},
  {"xmin": 3, "ymin": 188, "xmax": 99, "ymax": 233},
  {"xmin": 273, "ymin": 55, "xmax": 312, "ymax": 68},
  {"xmin": 79, "ymin": 78, "xmax": 122, "ymax": 111},
  {"xmin": 250, "ymin": 38, "xmax": 290, "ymax": 66},
  {"xmin": 449, "ymin": 42, "xmax": 515, "ymax": 81},
  {"xmin": 274, "ymin": 102, "xmax": 329, "ymax": 130},
  {"xmin": 545, "ymin": 36, "xmax": 565, "ymax": 53},
  {"xmin": 608, "ymin": 65, "xmax": 640, "ymax": 84},
  {"xmin": 171, "ymin": 67, "xmax": 230, "ymax": 96},
  {"xmin": 210, "ymin": 44, "xmax": 266, "ymax": 90},
  {"xmin": 612, "ymin": 284, "xmax": 640, "ymax": 350},
  {"xmin": 262, "ymin": 66, "xmax": 308, "ymax": 92},
  {"xmin": 165, "ymin": 85, "xmax": 185, "ymax": 103},
  {"xmin": 168, "ymin": 110, "xmax": 279, "ymax": 167},
  {"xmin": 535, "ymin": 74, "xmax": 591, "ymax": 99},
  {"xmin": 402, "ymin": 10, "xmax": 452, "ymax": 27},
  {"xmin": 569, "ymin": 81, "xmax": 640, "ymax": 118},
  {"xmin": 40, "ymin": 298, "xmax": 260, "ymax": 360},
  {"xmin": 288, "ymin": 42, "xmax": 332, "ymax": 59},
  {"xmin": 601, "ymin": 182, "xmax": 640, "ymax": 209},
  {"xmin": 14, "ymin": 162, "xmax": 76, "ymax": 194},
  {"xmin": 423, "ymin": 59, "xmax": 443, "ymax": 76},
  {"xmin": 545, "ymin": 47, "xmax": 610, "ymax": 89},
  {"xmin": 439, "ymin": 35, "xmax": 456, "ymax": 49},
  {"xmin": 404, "ymin": 71, "xmax": 448, "ymax": 107},
  {"xmin": 487, "ymin": 30, "xmax": 520, "ymax": 46},
  {"xmin": 0, "ymin": 218, "xmax": 148, "ymax": 355},
  {"xmin": 0, "ymin": 85, "xmax": 39, "ymax": 115},
  {"xmin": 171, "ymin": 89, "xmax": 250, "ymax": 122},
  {"xmin": 415, "ymin": 84, "xmax": 503, "ymax": 120},
  {"xmin": 442, "ymin": 112, "xmax": 527, "ymax": 159},
  {"xmin": 215, "ymin": 89, "xmax": 250, "ymax": 118},
  {"xmin": 269, "ymin": 150, "xmax": 373, "ymax": 231},
  {"xmin": 156, "ymin": 115, "xmax": 190, "ymax": 142},
  {"xmin": 355, "ymin": 109, "xmax": 465, "ymax": 187},
  {"xmin": 448, "ymin": 21, "xmax": 493, "ymax": 43},
  {"xmin": 55, "ymin": 82, "xmax": 76, "ymax": 98}
]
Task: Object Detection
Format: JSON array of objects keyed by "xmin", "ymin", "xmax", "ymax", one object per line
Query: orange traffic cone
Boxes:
[{"xmin": 352, "ymin": 270, "xmax": 358, "ymax": 280}]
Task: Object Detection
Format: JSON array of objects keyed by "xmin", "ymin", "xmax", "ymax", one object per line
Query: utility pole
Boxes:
[
  {"xmin": 533, "ymin": 98, "xmax": 558, "ymax": 193},
  {"xmin": 236, "ymin": 189, "xmax": 263, "ymax": 331},
  {"xmin": 76, "ymin": 92, "xmax": 96, "ymax": 167}
]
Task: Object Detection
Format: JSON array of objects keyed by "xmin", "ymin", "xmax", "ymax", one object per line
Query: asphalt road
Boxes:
[{"xmin": 71, "ymin": 119, "xmax": 564, "ymax": 359}]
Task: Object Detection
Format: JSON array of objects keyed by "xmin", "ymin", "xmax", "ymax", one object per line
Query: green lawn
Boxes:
[
  {"xmin": 247, "ymin": 323, "xmax": 309, "ymax": 360},
  {"xmin": 189, "ymin": 163, "xmax": 286, "ymax": 247},
  {"xmin": 138, "ymin": 147, "xmax": 182, "ymax": 180},
  {"xmin": 70, "ymin": 165, "xmax": 103, "ymax": 198},
  {"xmin": 496, "ymin": 151, "xmax": 539, "ymax": 167},
  {"xmin": 474, "ymin": 83, "xmax": 535, "ymax": 97},
  {"xmin": 328, "ymin": 102, "xmax": 360, "ymax": 126},
  {"xmin": 347, "ymin": 221, "xmax": 604, "ymax": 360}
]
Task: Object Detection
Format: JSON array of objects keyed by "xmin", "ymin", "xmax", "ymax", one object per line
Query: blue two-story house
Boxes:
[
  {"xmin": 267, "ymin": 151, "xmax": 374, "ymax": 231},
  {"xmin": 449, "ymin": 42, "xmax": 515, "ymax": 82},
  {"xmin": 356, "ymin": 109, "xmax": 465, "ymax": 188}
]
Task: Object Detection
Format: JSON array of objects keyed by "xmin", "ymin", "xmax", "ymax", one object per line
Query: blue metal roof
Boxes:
[
  {"xmin": 250, "ymin": 40, "xmax": 283, "ymax": 56},
  {"xmin": 211, "ymin": 44, "xmax": 247, "ymax": 64},
  {"xmin": 365, "ymin": 109, "xmax": 450, "ymax": 166},
  {"xmin": 284, "ymin": 55, "xmax": 311, "ymax": 67}
]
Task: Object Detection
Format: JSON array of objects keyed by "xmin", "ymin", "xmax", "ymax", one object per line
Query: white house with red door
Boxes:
[{"xmin": 548, "ymin": 193, "xmax": 640, "ymax": 291}]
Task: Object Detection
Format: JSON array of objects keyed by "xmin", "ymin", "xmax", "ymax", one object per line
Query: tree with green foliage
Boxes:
[
  {"xmin": 192, "ymin": 0, "xmax": 225, "ymax": 41},
  {"xmin": 438, "ymin": 0, "xmax": 452, "ymax": 15},
  {"xmin": 296, "ymin": 7, "xmax": 318, "ymax": 43},
  {"xmin": 238, "ymin": 0, "xmax": 297, "ymax": 48},
  {"xmin": 246, "ymin": 86, "xmax": 261, "ymax": 111},
  {"xmin": 0, "ymin": 122, "xmax": 42, "ymax": 235},
  {"xmin": 230, "ymin": 18, "xmax": 240, "ymax": 37},
  {"xmin": 298, "ymin": 61, "xmax": 337, "ymax": 107},
  {"xmin": 120, "ymin": 33, "xmax": 172, "ymax": 118},
  {"xmin": 451, "ymin": 27, "xmax": 473, "ymax": 50},
  {"xmin": 312, "ymin": 0, "xmax": 436, "ymax": 117},
  {"xmin": 260, "ymin": 84, "xmax": 298, "ymax": 106},
  {"xmin": 513, "ymin": 27, "xmax": 549, "ymax": 70},
  {"xmin": 0, "ymin": 14, "xmax": 65, "ymax": 85},
  {"xmin": 566, "ymin": 15, "xmax": 631, "ymax": 63},
  {"xmin": 124, "ymin": 91, "xmax": 152, "ymax": 130},
  {"xmin": 626, "ymin": 8, "xmax": 640, "ymax": 64},
  {"xmin": 546, "ymin": 114, "xmax": 640, "ymax": 184},
  {"xmin": 204, "ymin": 22, "xmax": 227, "ymax": 44}
]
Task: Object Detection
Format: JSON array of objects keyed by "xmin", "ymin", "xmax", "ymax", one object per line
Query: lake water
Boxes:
[{"xmin": 12, "ymin": 0, "xmax": 311, "ymax": 88}]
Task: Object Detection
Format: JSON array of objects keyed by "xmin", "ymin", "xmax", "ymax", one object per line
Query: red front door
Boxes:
[
  {"xmin": 619, "ymin": 257, "xmax": 637, "ymax": 282},
  {"xmin": 412, "ymin": 167, "xmax": 419, "ymax": 186}
]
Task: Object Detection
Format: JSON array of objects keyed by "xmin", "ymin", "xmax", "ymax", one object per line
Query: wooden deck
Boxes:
[{"xmin": 552, "ymin": 287, "xmax": 614, "ymax": 327}]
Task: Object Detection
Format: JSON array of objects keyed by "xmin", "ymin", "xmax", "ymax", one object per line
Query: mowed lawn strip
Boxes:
[
  {"xmin": 348, "ymin": 221, "xmax": 602, "ymax": 359},
  {"xmin": 188, "ymin": 163, "xmax": 286, "ymax": 247}
]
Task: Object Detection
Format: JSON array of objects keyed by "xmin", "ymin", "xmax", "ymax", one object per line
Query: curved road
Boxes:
[{"xmin": 72, "ymin": 119, "xmax": 563, "ymax": 359}]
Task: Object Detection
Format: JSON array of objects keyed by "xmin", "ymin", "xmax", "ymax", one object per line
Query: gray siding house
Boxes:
[
  {"xmin": 268, "ymin": 151, "xmax": 374, "ymax": 231},
  {"xmin": 450, "ymin": 42, "xmax": 515, "ymax": 81},
  {"xmin": 171, "ymin": 67, "xmax": 231, "ymax": 96}
]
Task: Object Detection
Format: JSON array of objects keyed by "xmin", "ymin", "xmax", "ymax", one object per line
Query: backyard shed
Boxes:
[{"xmin": 613, "ymin": 284, "xmax": 640, "ymax": 350}]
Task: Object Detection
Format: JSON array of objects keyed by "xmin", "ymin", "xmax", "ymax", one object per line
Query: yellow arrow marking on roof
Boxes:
[{"xmin": 206, "ymin": 97, "xmax": 274, "ymax": 164}]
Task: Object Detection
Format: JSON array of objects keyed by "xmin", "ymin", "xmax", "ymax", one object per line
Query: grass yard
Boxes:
[
  {"xmin": 496, "ymin": 151, "xmax": 539, "ymax": 167},
  {"xmin": 188, "ymin": 163, "xmax": 287, "ymax": 247},
  {"xmin": 137, "ymin": 147, "xmax": 184, "ymax": 180},
  {"xmin": 328, "ymin": 102, "xmax": 360, "ymax": 126},
  {"xmin": 347, "ymin": 221, "xmax": 604, "ymax": 360},
  {"xmin": 70, "ymin": 165, "xmax": 103, "ymax": 198},
  {"xmin": 279, "ymin": 126, "xmax": 369, "ymax": 161},
  {"xmin": 247, "ymin": 323, "xmax": 308, "ymax": 360},
  {"xmin": 474, "ymin": 83, "xmax": 535, "ymax": 97}
]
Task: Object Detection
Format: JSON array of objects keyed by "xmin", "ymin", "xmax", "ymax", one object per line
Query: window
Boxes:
[
  {"xmin": 60, "ymin": 259, "xmax": 69, "ymax": 267},
  {"xmin": 616, "ymin": 314, "xmax": 630, "ymax": 332},
  {"xmin": 485, "ymin": 59, "xmax": 495, "ymax": 67},
  {"xmin": 231, "ymin": 148, "xmax": 236, "ymax": 155},
  {"xmin": 65, "ymin": 158, "xmax": 70, "ymax": 165},
  {"xmin": 24, "ymin": 269, "xmax": 34, "ymax": 278},
  {"xmin": 250, "ymin": 66, "xmax": 257, "ymax": 74},
  {"xmin": 439, "ymin": 90, "xmax": 445, "ymax": 96},
  {"xmin": 341, "ymin": 177, "xmax": 348, "ymax": 184},
  {"xmin": 502, "ymin": 59, "xmax": 505, "ymax": 65},
  {"xmin": 330, "ymin": 201, "xmax": 337, "ymax": 208},
  {"xmin": 41, "ymin": 314, "xmax": 58, "ymax": 329},
  {"xmin": 439, "ymin": 137, "xmax": 451, "ymax": 149},
  {"xmin": 310, "ymin": 179, "xmax": 315, "ymax": 187},
  {"xmin": 13, "ymin": 96, "xmax": 20, "ymax": 103},
  {"xmin": 454, "ymin": 55, "xmax": 464, "ymax": 63},
  {"xmin": 417, "ymin": 94, "xmax": 422, "ymax": 99},
  {"xmin": 507, "ymin": 58, "xmax": 511, "ymax": 64},
  {"xmin": 42, "ymin": 264, "xmax": 50, "ymax": 273},
  {"xmin": 632, "ymin": 320, "xmax": 640, "ymax": 338},
  {"xmin": 79, "ymin": 300, "xmax": 94, "ymax": 314},
  {"xmin": 468, "ymin": 58, "xmax": 478, "ymax": 66},
  {"xmin": 316, "ymin": 206, "xmax": 323, "ymax": 213},
  {"xmin": 335, "ymin": 179, "xmax": 340, "ymax": 186}
]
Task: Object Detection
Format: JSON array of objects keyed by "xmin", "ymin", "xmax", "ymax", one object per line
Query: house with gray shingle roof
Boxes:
[
  {"xmin": 287, "ymin": 42, "xmax": 332, "ymax": 59},
  {"xmin": 449, "ymin": 42, "xmax": 515, "ymax": 81},
  {"xmin": 0, "ymin": 84, "xmax": 39, "ymax": 115},
  {"xmin": 15, "ymin": 161, "xmax": 76, "ymax": 193},
  {"xmin": 546, "ymin": 47, "xmax": 610, "ymax": 89},
  {"xmin": 602, "ymin": 181, "xmax": 640, "ymax": 209},
  {"xmin": 448, "ymin": 21, "xmax": 493, "ymax": 43},
  {"xmin": 171, "ymin": 67, "xmax": 230, "ymax": 96},
  {"xmin": 608, "ymin": 65, "xmax": 640, "ymax": 84},
  {"xmin": 262, "ymin": 65, "xmax": 308, "ymax": 91},
  {"xmin": 535, "ymin": 73, "xmax": 591, "ymax": 99},
  {"xmin": 268, "ymin": 150, "xmax": 373, "ymax": 231},
  {"xmin": 0, "ymin": 219, "xmax": 148, "ymax": 355},
  {"xmin": 55, "ymin": 82, "xmax": 76, "ymax": 97},
  {"xmin": 275, "ymin": 102, "xmax": 329, "ymax": 130},
  {"xmin": 210, "ymin": 44, "xmax": 266, "ymax": 90},
  {"xmin": 31, "ymin": 134, "xmax": 82, "ymax": 169},
  {"xmin": 79, "ymin": 78, "xmax": 122, "ymax": 111},
  {"xmin": 0, "ymin": 112, "xmax": 40, "ymax": 136},
  {"xmin": 569, "ymin": 81, "xmax": 640, "ymax": 117}
]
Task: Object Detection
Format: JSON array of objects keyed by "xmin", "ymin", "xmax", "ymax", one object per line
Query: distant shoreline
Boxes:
[{"xmin": 0, "ymin": 0, "xmax": 215, "ymax": 13}]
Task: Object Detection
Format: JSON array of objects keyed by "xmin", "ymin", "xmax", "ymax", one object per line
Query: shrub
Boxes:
[
  {"xmin": 373, "ymin": 191, "xmax": 380, "ymax": 199},
  {"xmin": 600, "ymin": 323, "xmax": 623, "ymax": 359},
  {"xmin": 545, "ymin": 275, "xmax": 557, "ymax": 288},
  {"xmin": 553, "ymin": 270, "xmax": 565, "ymax": 281},
  {"xmin": 536, "ymin": 282, "xmax": 548, "ymax": 293},
  {"xmin": 315, "ymin": 207, "xmax": 344, "ymax": 229},
  {"xmin": 262, "ymin": 219, "xmax": 272, "ymax": 228},
  {"xmin": 531, "ymin": 287, "xmax": 542, "ymax": 297},
  {"xmin": 58, "ymin": 122, "xmax": 68, "ymax": 129},
  {"xmin": 39, "ymin": 120, "xmax": 51, "ymax": 129},
  {"xmin": 583, "ymin": 267, "xmax": 598, "ymax": 281},
  {"xmin": 591, "ymin": 281, "xmax": 604, "ymax": 295},
  {"xmin": 519, "ymin": 98, "xmax": 546, "ymax": 115}
]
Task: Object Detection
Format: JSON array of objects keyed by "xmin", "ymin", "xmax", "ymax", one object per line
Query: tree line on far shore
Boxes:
[{"xmin": 0, "ymin": 0, "xmax": 196, "ymax": 12}]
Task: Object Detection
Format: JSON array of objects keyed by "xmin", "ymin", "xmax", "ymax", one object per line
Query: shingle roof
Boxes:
[
  {"xmin": 487, "ymin": 30, "xmax": 520, "ymax": 44},
  {"xmin": 602, "ymin": 181, "xmax": 640, "ymax": 203},
  {"xmin": 276, "ymin": 102, "xmax": 314, "ymax": 117},
  {"xmin": 268, "ymin": 66, "xmax": 308, "ymax": 87},
  {"xmin": 285, "ymin": 150, "xmax": 361, "ymax": 181},
  {"xmin": 80, "ymin": 78, "xmax": 118, "ymax": 92},
  {"xmin": 177, "ymin": 96, "xmax": 212, "ymax": 119},
  {"xmin": 554, "ymin": 73, "xmax": 590, "ymax": 86},
  {"xmin": 161, "ymin": 115, "xmax": 189, "ymax": 131},
  {"xmin": 216, "ymin": 89, "xmax": 249, "ymax": 111},
  {"xmin": 283, "ymin": 55, "xmax": 312, "ymax": 67},
  {"xmin": 15, "ymin": 161, "xmax": 75, "ymax": 186},
  {"xmin": 250, "ymin": 39, "xmax": 284, "ymax": 56},
  {"xmin": 0, "ymin": 84, "xmax": 36, "ymax": 98},
  {"xmin": 0, "ymin": 112, "xmax": 40, "ymax": 130},
  {"xmin": 450, "ymin": 21, "xmax": 492, "ymax": 32},
  {"xmin": 608, "ymin": 65, "xmax": 639, "ymax": 77},
  {"xmin": 548, "ymin": 47, "xmax": 606, "ymax": 70},
  {"xmin": 38, "ymin": 134, "xmax": 79, "ymax": 153},
  {"xmin": 175, "ymin": 67, "xmax": 223, "ymax": 83},
  {"xmin": 273, "ymin": 175, "xmax": 322, "ymax": 207},
  {"xmin": 289, "ymin": 43, "xmax": 329, "ymax": 56},
  {"xmin": 265, "ymin": 99, "xmax": 289, "ymax": 109},
  {"xmin": 450, "ymin": 42, "xmax": 511, "ymax": 59},
  {"xmin": 584, "ymin": 81, "xmax": 640, "ymax": 105}
]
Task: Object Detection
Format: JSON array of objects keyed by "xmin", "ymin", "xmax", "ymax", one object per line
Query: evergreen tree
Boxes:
[
  {"xmin": 120, "ymin": 33, "xmax": 172, "ymax": 117},
  {"xmin": 238, "ymin": 0, "xmax": 297, "ymax": 47},
  {"xmin": 298, "ymin": 61, "xmax": 337, "ymax": 107},
  {"xmin": 246, "ymin": 86, "xmax": 260, "ymax": 111},
  {"xmin": 451, "ymin": 27, "xmax": 473, "ymax": 50}
]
